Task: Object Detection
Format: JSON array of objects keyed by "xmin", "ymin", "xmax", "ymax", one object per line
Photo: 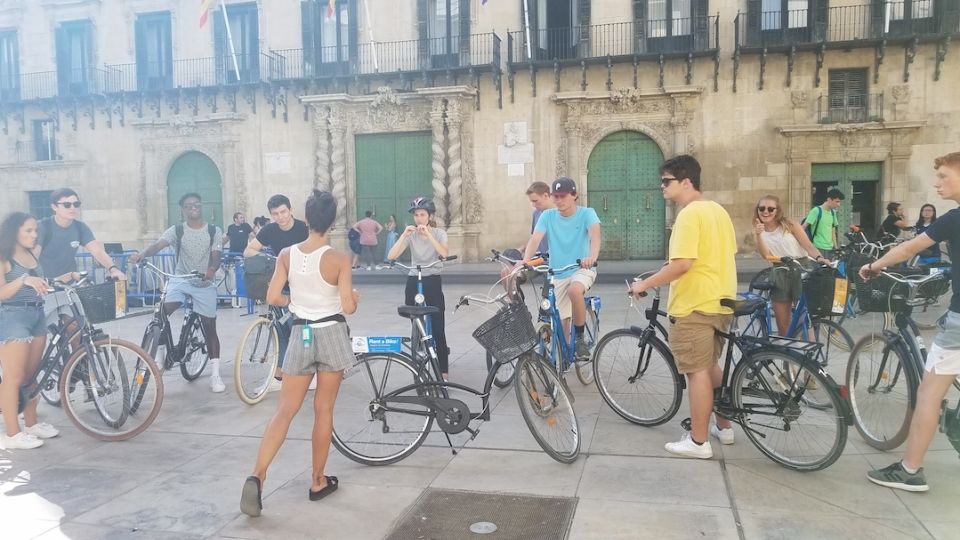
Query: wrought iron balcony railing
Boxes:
[
  {"xmin": 507, "ymin": 18, "xmax": 719, "ymax": 65},
  {"xmin": 15, "ymin": 139, "xmax": 60, "ymax": 163},
  {"xmin": 736, "ymin": 2, "xmax": 959, "ymax": 49},
  {"xmin": 817, "ymin": 93, "xmax": 884, "ymax": 123}
]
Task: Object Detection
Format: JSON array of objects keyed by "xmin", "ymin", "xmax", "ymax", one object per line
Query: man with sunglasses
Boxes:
[
  {"xmin": 628, "ymin": 155, "xmax": 737, "ymax": 459},
  {"xmin": 522, "ymin": 177, "xmax": 601, "ymax": 359}
]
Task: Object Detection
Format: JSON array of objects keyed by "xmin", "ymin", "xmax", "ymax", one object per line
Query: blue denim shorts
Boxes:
[
  {"xmin": 165, "ymin": 278, "xmax": 218, "ymax": 318},
  {"xmin": 0, "ymin": 305, "xmax": 48, "ymax": 344}
]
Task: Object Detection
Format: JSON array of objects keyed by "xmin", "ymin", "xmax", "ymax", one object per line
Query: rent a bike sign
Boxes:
[{"xmin": 351, "ymin": 336, "xmax": 404, "ymax": 354}]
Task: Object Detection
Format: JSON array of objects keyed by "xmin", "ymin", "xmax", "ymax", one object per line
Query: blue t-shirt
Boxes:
[{"xmin": 534, "ymin": 206, "xmax": 601, "ymax": 278}]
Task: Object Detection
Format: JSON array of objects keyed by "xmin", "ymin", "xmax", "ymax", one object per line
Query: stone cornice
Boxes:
[
  {"xmin": 778, "ymin": 120, "xmax": 926, "ymax": 136},
  {"xmin": 0, "ymin": 159, "xmax": 85, "ymax": 171}
]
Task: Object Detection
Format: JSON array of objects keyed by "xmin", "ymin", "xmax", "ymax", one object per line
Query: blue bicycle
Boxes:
[{"xmin": 386, "ymin": 256, "xmax": 457, "ymax": 365}]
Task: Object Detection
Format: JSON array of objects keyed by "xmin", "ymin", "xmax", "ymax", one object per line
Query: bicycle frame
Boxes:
[
  {"xmin": 140, "ymin": 263, "xmax": 206, "ymax": 367},
  {"xmin": 537, "ymin": 264, "xmax": 585, "ymax": 373}
]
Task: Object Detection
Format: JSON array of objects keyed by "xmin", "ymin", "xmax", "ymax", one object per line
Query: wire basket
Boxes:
[
  {"xmin": 75, "ymin": 281, "xmax": 126, "ymax": 324},
  {"xmin": 856, "ymin": 268, "xmax": 948, "ymax": 313},
  {"xmin": 472, "ymin": 302, "xmax": 537, "ymax": 363},
  {"xmin": 242, "ymin": 255, "xmax": 275, "ymax": 302}
]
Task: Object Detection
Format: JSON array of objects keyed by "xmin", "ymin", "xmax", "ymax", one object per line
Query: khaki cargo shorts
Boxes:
[
  {"xmin": 669, "ymin": 311, "xmax": 733, "ymax": 374},
  {"xmin": 554, "ymin": 268, "xmax": 597, "ymax": 320}
]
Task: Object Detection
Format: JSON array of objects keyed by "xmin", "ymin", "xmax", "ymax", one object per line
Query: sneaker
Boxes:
[
  {"xmin": 308, "ymin": 375, "xmax": 318, "ymax": 391},
  {"xmin": 665, "ymin": 433, "xmax": 713, "ymax": 459},
  {"xmin": 867, "ymin": 462, "xmax": 929, "ymax": 492},
  {"xmin": 366, "ymin": 266, "xmax": 373, "ymax": 271},
  {"xmin": 0, "ymin": 432, "xmax": 44, "ymax": 450},
  {"xmin": 266, "ymin": 378, "xmax": 282, "ymax": 393},
  {"xmin": 23, "ymin": 422, "xmax": 60, "ymax": 439},
  {"xmin": 710, "ymin": 424, "xmax": 735, "ymax": 445},
  {"xmin": 210, "ymin": 373, "xmax": 226, "ymax": 393},
  {"xmin": 575, "ymin": 339, "xmax": 591, "ymax": 359}
]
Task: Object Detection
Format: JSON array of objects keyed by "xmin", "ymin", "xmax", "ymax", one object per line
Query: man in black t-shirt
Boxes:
[
  {"xmin": 244, "ymin": 195, "xmax": 309, "ymax": 257},
  {"xmin": 224, "ymin": 212, "xmax": 253, "ymax": 254},
  {"xmin": 861, "ymin": 152, "xmax": 960, "ymax": 493}
]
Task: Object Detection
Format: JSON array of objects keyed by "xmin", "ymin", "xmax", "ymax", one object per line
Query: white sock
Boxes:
[
  {"xmin": 211, "ymin": 358, "xmax": 221, "ymax": 377},
  {"xmin": 901, "ymin": 461, "xmax": 919, "ymax": 474}
]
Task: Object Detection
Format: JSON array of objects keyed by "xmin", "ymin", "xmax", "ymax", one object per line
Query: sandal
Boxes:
[
  {"xmin": 308, "ymin": 475, "xmax": 339, "ymax": 501},
  {"xmin": 240, "ymin": 476, "xmax": 263, "ymax": 517}
]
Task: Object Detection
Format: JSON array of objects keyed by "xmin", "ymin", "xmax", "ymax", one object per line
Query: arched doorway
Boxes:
[
  {"xmin": 587, "ymin": 131, "xmax": 665, "ymax": 259},
  {"xmin": 166, "ymin": 151, "xmax": 224, "ymax": 227}
]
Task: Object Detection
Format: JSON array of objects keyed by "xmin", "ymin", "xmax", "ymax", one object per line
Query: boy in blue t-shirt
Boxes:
[{"xmin": 522, "ymin": 177, "xmax": 602, "ymax": 358}]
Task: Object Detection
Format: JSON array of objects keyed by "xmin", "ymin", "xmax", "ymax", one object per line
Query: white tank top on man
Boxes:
[
  {"xmin": 287, "ymin": 244, "xmax": 342, "ymax": 325},
  {"xmin": 760, "ymin": 226, "xmax": 807, "ymax": 259}
]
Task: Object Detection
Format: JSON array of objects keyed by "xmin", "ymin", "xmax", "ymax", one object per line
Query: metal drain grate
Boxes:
[{"xmin": 386, "ymin": 488, "xmax": 577, "ymax": 540}]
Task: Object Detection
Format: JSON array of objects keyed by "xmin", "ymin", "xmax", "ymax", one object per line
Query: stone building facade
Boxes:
[{"xmin": 0, "ymin": 0, "xmax": 956, "ymax": 260}]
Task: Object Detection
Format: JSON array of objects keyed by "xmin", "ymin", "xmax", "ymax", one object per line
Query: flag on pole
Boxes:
[
  {"xmin": 326, "ymin": 0, "xmax": 336, "ymax": 20},
  {"xmin": 199, "ymin": 0, "xmax": 212, "ymax": 28}
]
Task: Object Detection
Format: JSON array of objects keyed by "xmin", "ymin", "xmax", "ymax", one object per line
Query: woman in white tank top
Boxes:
[
  {"xmin": 243, "ymin": 190, "xmax": 360, "ymax": 516},
  {"xmin": 753, "ymin": 194, "xmax": 827, "ymax": 336}
]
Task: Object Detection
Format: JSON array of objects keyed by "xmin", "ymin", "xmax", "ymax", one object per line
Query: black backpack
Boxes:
[{"xmin": 174, "ymin": 223, "xmax": 217, "ymax": 262}]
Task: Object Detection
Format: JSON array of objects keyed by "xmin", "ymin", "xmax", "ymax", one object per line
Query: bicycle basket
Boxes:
[
  {"xmin": 855, "ymin": 267, "xmax": 931, "ymax": 313},
  {"xmin": 242, "ymin": 255, "xmax": 275, "ymax": 302},
  {"xmin": 803, "ymin": 266, "xmax": 844, "ymax": 317},
  {"xmin": 472, "ymin": 302, "xmax": 537, "ymax": 363},
  {"xmin": 75, "ymin": 280, "xmax": 126, "ymax": 324}
]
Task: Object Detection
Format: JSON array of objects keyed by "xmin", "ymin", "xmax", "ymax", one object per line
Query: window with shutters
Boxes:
[
  {"xmin": 214, "ymin": 3, "xmax": 259, "ymax": 83},
  {"xmin": 301, "ymin": 0, "xmax": 355, "ymax": 76},
  {"xmin": 427, "ymin": 0, "xmax": 461, "ymax": 66},
  {"xmin": 883, "ymin": 0, "xmax": 937, "ymax": 35},
  {"xmin": 28, "ymin": 191, "xmax": 55, "ymax": 220},
  {"xmin": 32, "ymin": 120, "xmax": 58, "ymax": 161},
  {"xmin": 55, "ymin": 20, "xmax": 94, "ymax": 96},
  {"xmin": 0, "ymin": 30, "xmax": 18, "ymax": 101},
  {"xmin": 827, "ymin": 69, "xmax": 868, "ymax": 123},
  {"xmin": 135, "ymin": 12, "xmax": 172, "ymax": 91}
]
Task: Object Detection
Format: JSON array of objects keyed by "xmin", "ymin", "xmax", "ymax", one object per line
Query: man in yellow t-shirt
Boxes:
[{"xmin": 629, "ymin": 155, "xmax": 738, "ymax": 459}]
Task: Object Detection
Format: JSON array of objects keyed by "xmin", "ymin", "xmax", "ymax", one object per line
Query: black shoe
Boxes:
[
  {"xmin": 241, "ymin": 476, "xmax": 263, "ymax": 516},
  {"xmin": 308, "ymin": 475, "xmax": 339, "ymax": 501},
  {"xmin": 867, "ymin": 462, "xmax": 929, "ymax": 492}
]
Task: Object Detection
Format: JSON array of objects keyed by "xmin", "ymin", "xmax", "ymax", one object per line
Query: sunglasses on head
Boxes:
[
  {"xmin": 56, "ymin": 201, "xmax": 81, "ymax": 209},
  {"xmin": 757, "ymin": 206, "xmax": 777, "ymax": 213}
]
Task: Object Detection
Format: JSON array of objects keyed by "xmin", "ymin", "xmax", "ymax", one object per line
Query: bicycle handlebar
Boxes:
[
  {"xmin": 384, "ymin": 255, "xmax": 457, "ymax": 272},
  {"xmin": 876, "ymin": 269, "xmax": 947, "ymax": 288},
  {"xmin": 137, "ymin": 261, "xmax": 204, "ymax": 280}
]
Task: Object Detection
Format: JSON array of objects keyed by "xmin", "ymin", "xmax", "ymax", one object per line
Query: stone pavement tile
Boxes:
[
  {"xmin": 6, "ymin": 518, "xmax": 59, "ymax": 540},
  {"xmin": 62, "ymin": 432, "xmax": 233, "ymax": 473},
  {"xmin": 178, "ymin": 436, "xmax": 312, "ymax": 497},
  {"xmin": 737, "ymin": 511, "xmax": 931, "ymax": 540},
  {"xmin": 924, "ymin": 521, "xmax": 960, "ymax": 540},
  {"xmin": 862, "ymin": 450, "xmax": 960, "ymax": 523},
  {"xmin": 0, "ymin": 466, "xmax": 163, "ymax": 523},
  {"xmin": 568, "ymin": 498, "xmax": 739, "ymax": 540},
  {"xmin": 72, "ymin": 472, "xmax": 246, "ymax": 536},
  {"xmin": 715, "ymin": 426, "xmax": 866, "ymax": 460},
  {"xmin": 577, "ymin": 455, "xmax": 729, "ymax": 507},
  {"xmin": 466, "ymin": 407, "xmax": 599, "ymax": 455},
  {"xmin": 588, "ymin": 418, "xmax": 685, "ymax": 457},
  {"xmin": 1, "ymin": 426, "xmax": 106, "ymax": 479},
  {"xmin": 725, "ymin": 455, "xmax": 916, "ymax": 520},
  {"xmin": 322, "ymin": 444, "xmax": 453, "ymax": 489},
  {"xmin": 33, "ymin": 523, "xmax": 208, "ymax": 540},
  {"xmin": 430, "ymin": 448, "xmax": 586, "ymax": 497},
  {"xmin": 216, "ymin": 472, "xmax": 422, "ymax": 540},
  {"xmin": 148, "ymin": 395, "xmax": 273, "ymax": 437}
]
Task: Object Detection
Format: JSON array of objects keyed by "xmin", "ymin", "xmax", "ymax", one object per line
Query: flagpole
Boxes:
[
  {"xmin": 522, "ymin": 0, "xmax": 532, "ymax": 60},
  {"xmin": 219, "ymin": 0, "xmax": 242, "ymax": 81},
  {"xmin": 361, "ymin": 0, "xmax": 380, "ymax": 72}
]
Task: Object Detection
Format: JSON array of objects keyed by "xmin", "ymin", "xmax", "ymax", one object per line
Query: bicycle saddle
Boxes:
[
  {"xmin": 397, "ymin": 305, "xmax": 439, "ymax": 318},
  {"xmin": 721, "ymin": 298, "xmax": 767, "ymax": 317}
]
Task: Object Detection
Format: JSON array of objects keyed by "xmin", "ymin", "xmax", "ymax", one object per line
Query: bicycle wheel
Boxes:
[
  {"xmin": 731, "ymin": 350, "xmax": 847, "ymax": 471},
  {"xmin": 515, "ymin": 352, "xmax": 580, "ymax": 463},
  {"xmin": 235, "ymin": 318, "xmax": 280, "ymax": 405},
  {"xmin": 39, "ymin": 362, "xmax": 62, "ymax": 407},
  {"xmin": 788, "ymin": 318, "xmax": 853, "ymax": 408},
  {"xmin": 180, "ymin": 316, "xmax": 209, "ymax": 381},
  {"xmin": 60, "ymin": 338, "xmax": 163, "ymax": 441},
  {"xmin": 141, "ymin": 321, "xmax": 169, "ymax": 370},
  {"xmin": 575, "ymin": 306, "xmax": 598, "ymax": 385},
  {"xmin": 593, "ymin": 328, "xmax": 682, "ymax": 426},
  {"xmin": 846, "ymin": 332, "xmax": 916, "ymax": 450},
  {"xmin": 332, "ymin": 353, "xmax": 433, "ymax": 466},
  {"xmin": 492, "ymin": 352, "xmax": 516, "ymax": 389}
]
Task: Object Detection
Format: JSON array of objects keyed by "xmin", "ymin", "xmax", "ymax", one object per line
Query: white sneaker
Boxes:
[
  {"xmin": 665, "ymin": 433, "xmax": 713, "ymax": 459},
  {"xmin": 210, "ymin": 373, "xmax": 226, "ymax": 393},
  {"xmin": 710, "ymin": 424, "xmax": 735, "ymax": 445},
  {"xmin": 308, "ymin": 375, "xmax": 318, "ymax": 390},
  {"xmin": 23, "ymin": 422, "xmax": 60, "ymax": 439},
  {"xmin": 1, "ymin": 432, "xmax": 44, "ymax": 450},
  {"xmin": 259, "ymin": 377, "xmax": 282, "ymax": 394}
]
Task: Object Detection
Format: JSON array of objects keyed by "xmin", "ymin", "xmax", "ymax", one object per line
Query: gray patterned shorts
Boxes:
[{"xmin": 281, "ymin": 321, "xmax": 355, "ymax": 376}]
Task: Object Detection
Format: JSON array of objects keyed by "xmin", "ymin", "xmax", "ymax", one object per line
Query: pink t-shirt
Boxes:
[{"xmin": 353, "ymin": 218, "xmax": 383, "ymax": 246}]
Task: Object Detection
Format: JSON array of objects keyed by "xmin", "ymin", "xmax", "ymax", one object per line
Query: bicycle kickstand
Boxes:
[{"xmin": 444, "ymin": 432, "xmax": 458, "ymax": 455}]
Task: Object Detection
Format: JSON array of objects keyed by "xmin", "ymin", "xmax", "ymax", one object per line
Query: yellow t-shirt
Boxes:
[{"xmin": 667, "ymin": 200, "xmax": 738, "ymax": 318}]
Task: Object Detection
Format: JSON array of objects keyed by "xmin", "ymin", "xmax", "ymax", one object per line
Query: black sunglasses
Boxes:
[
  {"xmin": 660, "ymin": 177, "xmax": 679, "ymax": 187},
  {"xmin": 757, "ymin": 206, "xmax": 778, "ymax": 213},
  {"xmin": 56, "ymin": 201, "xmax": 81, "ymax": 209}
]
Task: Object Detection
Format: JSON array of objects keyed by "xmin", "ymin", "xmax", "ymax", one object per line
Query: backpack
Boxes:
[
  {"xmin": 40, "ymin": 217, "xmax": 82, "ymax": 250},
  {"xmin": 174, "ymin": 223, "xmax": 217, "ymax": 262},
  {"xmin": 801, "ymin": 207, "xmax": 835, "ymax": 241},
  {"xmin": 347, "ymin": 228, "xmax": 361, "ymax": 251}
]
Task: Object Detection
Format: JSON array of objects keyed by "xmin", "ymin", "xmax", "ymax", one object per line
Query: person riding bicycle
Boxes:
[
  {"xmin": 386, "ymin": 196, "xmax": 451, "ymax": 380},
  {"xmin": 862, "ymin": 152, "xmax": 960, "ymax": 493},
  {"xmin": 128, "ymin": 193, "xmax": 225, "ymax": 393},
  {"xmin": 244, "ymin": 194, "xmax": 310, "ymax": 392},
  {"xmin": 629, "ymin": 155, "xmax": 737, "ymax": 459},
  {"xmin": 521, "ymin": 177, "xmax": 600, "ymax": 360},
  {"xmin": 753, "ymin": 194, "xmax": 826, "ymax": 336}
]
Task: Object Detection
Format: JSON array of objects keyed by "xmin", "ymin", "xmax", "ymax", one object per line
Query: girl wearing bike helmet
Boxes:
[{"xmin": 387, "ymin": 197, "xmax": 451, "ymax": 379}]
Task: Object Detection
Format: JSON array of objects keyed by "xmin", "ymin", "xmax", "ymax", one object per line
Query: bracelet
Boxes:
[{"xmin": 108, "ymin": 265, "xmax": 119, "ymax": 272}]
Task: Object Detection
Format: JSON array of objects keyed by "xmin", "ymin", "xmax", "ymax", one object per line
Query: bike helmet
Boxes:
[{"xmin": 408, "ymin": 196, "xmax": 436, "ymax": 215}]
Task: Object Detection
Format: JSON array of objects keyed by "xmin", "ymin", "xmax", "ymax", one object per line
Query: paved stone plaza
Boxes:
[{"xmin": 3, "ymin": 280, "xmax": 959, "ymax": 540}]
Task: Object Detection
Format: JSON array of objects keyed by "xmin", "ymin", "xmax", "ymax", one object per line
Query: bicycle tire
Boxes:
[
  {"xmin": 515, "ymin": 352, "xmax": 580, "ymax": 463},
  {"xmin": 235, "ymin": 317, "xmax": 280, "ymax": 405},
  {"xmin": 731, "ymin": 349, "xmax": 847, "ymax": 471},
  {"xmin": 492, "ymin": 352, "xmax": 516, "ymax": 389},
  {"xmin": 141, "ymin": 320, "xmax": 168, "ymax": 370},
  {"xmin": 39, "ymin": 363, "xmax": 62, "ymax": 407},
  {"xmin": 593, "ymin": 328, "xmax": 682, "ymax": 426},
  {"xmin": 332, "ymin": 353, "xmax": 433, "ymax": 466},
  {"xmin": 576, "ymin": 306, "xmax": 599, "ymax": 385},
  {"xmin": 788, "ymin": 318, "xmax": 852, "ymax": 409},
  {"xmin": 132, "ymin": 322, "xmax": 163, "ymax": 414},
  {"xmin": 846, "ymin": 332, "xmax": 916, "ymax": 450},
  {"xmin": 60, "ymin": 338, "xmax": 163, "ymax": 441},
  {"xmin": 180, "ymin": 316, "xmax": 209, "ymax": 381}
]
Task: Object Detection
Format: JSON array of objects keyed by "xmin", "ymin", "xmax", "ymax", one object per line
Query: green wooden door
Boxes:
[
  {"xmin": 587, "ymin": 131, "xmax": 665, "ymax": 259},
  {"xmin": 811, "ymin": 162, "xmax": 882, "ymax": 236},
  {"xmin": 166, "ymin": 151, "xmax": 223, "ymax": 228},
  {"xmin": 354, "ymin": 132, "xmax": 433, "ymax": 247}
]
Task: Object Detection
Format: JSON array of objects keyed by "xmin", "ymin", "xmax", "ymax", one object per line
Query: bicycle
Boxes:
[
  {"xmin": 845, "ymin": 268, "xmax": 956, "ymax": 450},
  {"xmin": 5, "ymin": 273, "xmax": 163, "ymax": 441},
  {"xmin": 383, "ymin": 255, "xmax": 457, "ymax": 369},
  {"xmin": 137, "ymin": 262, "xmax": 212, "ymax": 382},
  {"xmin": 332, "ymin": 261, "xmax": 581, "ymax": 465},
  {"xmin": 593, "ymin": 283, "xmax": 852, "ymax": 471},
  {"xmin": 234, "ymin": 304, "xmax": 289, "ymax": 405}
]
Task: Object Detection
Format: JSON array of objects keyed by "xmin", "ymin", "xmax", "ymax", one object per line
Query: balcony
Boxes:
[
  {"xmin": 15, "ymin": 139, "xmax": 60, "ymax": 163},
  {"xmin": 507, "ymin": 18, "xmax": 719, "ymax": 66},
  {"xmin": 736, "ymin": 2, "xmax": 960, "ymax": 50},
  {"xmin": 817, "ymin": 93, "xmax": 884, "ymax": 123}
]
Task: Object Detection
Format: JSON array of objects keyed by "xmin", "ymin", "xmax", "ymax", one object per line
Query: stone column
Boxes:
[
  {"xmin": 445, "ymin": 99, "xmax": 464, "ymax": 227},
  {"xmin": 429, "ymin": 98, "xmax": 449, "ymax": 226},
  {"xmin": 887, "ymin": 148, "xmax": 911, "ymax": 205},
  {"xmin": 785, "ymin": 140, "xmax": 810, "ymax": 221},
  {"xmin": 328, "ymin": 107, "xmax": 348, "ymax": 230},
  {"xmin": 312, "ymin": 105, "xmax": 332, "ymax": 190}
]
